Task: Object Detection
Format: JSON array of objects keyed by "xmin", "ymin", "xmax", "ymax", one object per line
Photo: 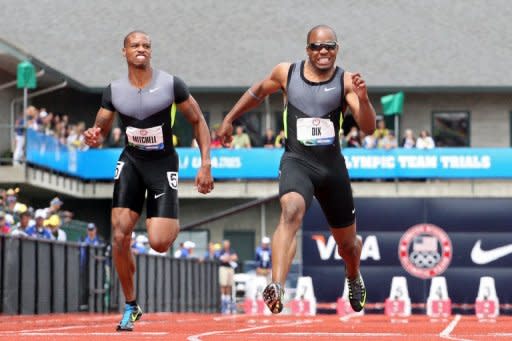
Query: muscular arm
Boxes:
[
  {"xmin": 177, "ymin": 95, "xmax": 214, "ymax": 194},
  {"xmin": 177, "ymin": 95, "xmax": 211, "ymax": 167},
  {"xmin": 218, "ymin": 63, "xmax": 290, "ymax": 144},
  {"xmin": 83, "ymin": 108, "xmax": 116, "ymax": 147},
  {"xmin": 345, "ymin": 72, "xmax": 376, "ymax": 135}
]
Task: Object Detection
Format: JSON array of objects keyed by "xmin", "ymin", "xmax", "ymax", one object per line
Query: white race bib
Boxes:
[
  {"xmin": 296, "ymin": 118, "xmax": 335, "ymax": 146},
  {"xmin": 126, "ymin": 125, "xmax": 164, "ymax": 151}
]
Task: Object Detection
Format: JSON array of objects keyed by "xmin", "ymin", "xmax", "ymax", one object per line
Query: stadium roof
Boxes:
[{"xmin": 1, "ymin": 0, "xmax": 511, "ymax": 91}]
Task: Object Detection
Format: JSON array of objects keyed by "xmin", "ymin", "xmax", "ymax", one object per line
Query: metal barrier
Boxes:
[
  {"xmin": 0, "ymin": 235, "xmax": 220, "ymax": 315},
  {"xmin": 110, "ymin": 254, "xmax": 220, "ymax": 313}
]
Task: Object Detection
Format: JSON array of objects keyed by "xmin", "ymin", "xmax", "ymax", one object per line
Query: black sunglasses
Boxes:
[{"xmin": 308, "ymin": 41, "xmax": 338, "ymax": 51}]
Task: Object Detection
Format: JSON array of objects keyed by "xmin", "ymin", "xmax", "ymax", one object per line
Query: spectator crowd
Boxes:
[{"xmin": 0, "ymin": 187, "xmax": 102, "ymax": 245}]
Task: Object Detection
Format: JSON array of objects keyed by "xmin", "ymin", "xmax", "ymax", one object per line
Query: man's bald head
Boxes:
[
  {"xmin": 306, "ymin": 25, "xmax": 338, "ymax": 44},
  {"xmin": 123, "ymin": 30, "xmax": 150, "ymax": 47}
]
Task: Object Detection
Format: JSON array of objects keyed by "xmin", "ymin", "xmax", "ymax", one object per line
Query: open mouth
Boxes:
[{"xmin": 317, "ymin": 57, "xmax": 331, "ymax": 65}]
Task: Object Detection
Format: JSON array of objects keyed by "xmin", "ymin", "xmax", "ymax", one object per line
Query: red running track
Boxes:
[{"xmin": 0, "ymin": 312, "xmax": 511, "ymax": 340}]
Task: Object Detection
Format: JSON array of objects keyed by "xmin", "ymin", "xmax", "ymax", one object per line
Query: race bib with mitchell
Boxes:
[
  {"xmin": 296, "ymin": 117, "xmax": 335, "ymax": 146},
  {"xmin": 126, "ymin": 125, "xmax": 164, "ymax": 151}
]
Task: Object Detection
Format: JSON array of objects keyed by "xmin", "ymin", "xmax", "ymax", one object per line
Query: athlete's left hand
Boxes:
[
  {"xmin": 351, "ymin": 73, "xmax": 369, "ymax": 101},
  {"xmin": 195, "ymin": 165, "xmax": 214, "ymax": 194}
]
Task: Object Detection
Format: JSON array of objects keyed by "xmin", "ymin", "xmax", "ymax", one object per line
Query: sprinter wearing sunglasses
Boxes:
[{"xmin": 218, "ymin": 25, "xmax": 376, "ymax": 314}]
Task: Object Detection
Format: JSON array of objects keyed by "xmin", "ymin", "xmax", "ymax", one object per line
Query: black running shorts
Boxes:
[
  {"xmin": 278, "ymin": 152, "xmax": 355, "ymax": 228},
  {"xmin": 112, "ymin": 150, "xmax": 179, "ymax": 218}
]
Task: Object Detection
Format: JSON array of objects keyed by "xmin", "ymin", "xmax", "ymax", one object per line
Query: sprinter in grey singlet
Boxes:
[
  {"xmin": 218, "ymin": 25, "xmax": 376, "ymax": 315},
  {"xmin": 84, "ymin": 31, "xmax": 213, "ymax": 331}
]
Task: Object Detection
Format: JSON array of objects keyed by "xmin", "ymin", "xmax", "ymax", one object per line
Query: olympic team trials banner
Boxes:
[{"xmin": 26, "ymin": 130, "xmax": 512, "ymax": 180}]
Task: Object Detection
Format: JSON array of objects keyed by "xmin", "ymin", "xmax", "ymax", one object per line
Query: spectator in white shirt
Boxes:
[{"xmin": 416, "ymin": 130, "xmax": 435, "ymax": 149}]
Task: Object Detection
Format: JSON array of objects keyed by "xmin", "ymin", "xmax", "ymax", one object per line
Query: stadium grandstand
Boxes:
[{"xmin": 0, "ymin": 1, "xmax": 512, "ymax": 339}]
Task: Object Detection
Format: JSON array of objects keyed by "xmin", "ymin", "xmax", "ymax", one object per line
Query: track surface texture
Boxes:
[{"xmin": 0, "ymin": 312, "xmax": 511, "ymax": 340}]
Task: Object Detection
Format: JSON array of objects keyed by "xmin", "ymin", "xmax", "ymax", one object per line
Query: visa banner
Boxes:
[
  {"xmin": 27, "ymin": 130, "xmax": 512, "ymax": 180},
  {"xmin": 302, "ymin": 198, "xmax": 512, "ymax": 305}
]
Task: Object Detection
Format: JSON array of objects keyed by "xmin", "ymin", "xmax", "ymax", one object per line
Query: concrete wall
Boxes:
[
  {"xmin": 399, "ymin": 93, "xmax": 512, "ymax": 147},
  {"xmin": 0, "ymin": 88, "xmax": 17, "ymax": 159}
]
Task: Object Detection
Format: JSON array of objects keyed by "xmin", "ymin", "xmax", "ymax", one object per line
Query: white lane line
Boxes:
[
  {"xmin": 212, "ymin": 315, "xmax": 248, "ymax": 321},
  {"xmin": 439, "ymin": 314, "xmax": 472, "ymax": 341},
  {"xmin": 0, "ymin": 332, "xmax": 169, "ymax": 336},
  {"xmin": 339, "ymin": 312, "xmax": 358, "ymax": 322},
  {"xmin": 440, "ymin": 314, "xmax": 461, "ymax": 337},
  {"xmin": 1, "ymin": 325, "xmax": 87, "ymax": 334},
  {"xmin": 256, "ymin": 332, "xmax": 403, "ymax": 337},
  {"xmin": 187, "ymin": 318, "xmax": 317, "ymax": 341}
]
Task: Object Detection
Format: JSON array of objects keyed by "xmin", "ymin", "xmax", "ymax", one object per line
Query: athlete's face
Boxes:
[
  {"xmin": 306, "ymin": 28, "xmax": 339, "ymax": 72},
  {"xmin": 123, "ymin": 33, "xmax": 152, "ymax": 68}
]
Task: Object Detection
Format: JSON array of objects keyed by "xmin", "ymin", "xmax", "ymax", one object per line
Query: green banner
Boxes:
[
  {"xmin": 17, "ymin": 60, "xmax": 37, "ymax": 89},
  {"xmin": 381, "ymin": 91, "xmax": 404, "ymax": 115}
]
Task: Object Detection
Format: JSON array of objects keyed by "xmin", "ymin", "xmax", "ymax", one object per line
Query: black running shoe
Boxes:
[
  {"xmin": 347, "ymin": 273, "xmax": 366, "ymax": 312},
  {"xmin": 263, "ymin": 282, "xmax": 284, "ymax": 314}
]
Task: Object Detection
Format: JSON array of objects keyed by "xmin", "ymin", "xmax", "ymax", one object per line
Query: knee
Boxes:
[
  {"xmin": 149, "ymin": 239, "xmax": 171, "ymax": 253},
  {"xmin": 112, "ymin": 229, "xmax": 131, "ymax": 249},
  {"xmin": 338, "ymin": 237, "xmax": 362, "ymax": 258},
  {"xmin": 280, "ymin": 202, "xmax": 305, "ymax": 227}
]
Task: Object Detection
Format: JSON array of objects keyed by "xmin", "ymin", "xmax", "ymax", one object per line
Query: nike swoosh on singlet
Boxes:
[
  {"xmin": 149, "ymin": 87, "xmax": 160, "ymax": 93},
  {"xmin": 324, "ymin": 87, "xmax": 336, "ymax": 92},
  {"xmin": 470, "ymin": 240, "xmax": 512, "ymax": 264},
  {"xmin": 154, "ymin": 193, "xmax": 165, "ymax": 199}
]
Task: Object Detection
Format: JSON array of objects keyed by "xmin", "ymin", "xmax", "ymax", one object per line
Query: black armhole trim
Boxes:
[
  {"xmin": 340, "ymin": 70, "xmax": 346, "ymax": 117},
  {"xmin": 285, "ymin": 63, "xmax": 296, "ymax": 93},
  {"xmin": 300, "ymin": 60, "xmax": 339, "ymax": 86}
]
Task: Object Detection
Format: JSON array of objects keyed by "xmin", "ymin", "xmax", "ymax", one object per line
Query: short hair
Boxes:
[
  {"xmin": 123, "ymin": 30, "xmax": 149, "ymax": 47},
  {"xmin": 306, "ymin": 25, "xmax": 338, "ymax": 43}
]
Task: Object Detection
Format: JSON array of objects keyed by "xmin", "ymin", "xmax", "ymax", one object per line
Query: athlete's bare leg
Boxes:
[
  {"xmin": 146, "ymin": 217, "xmax": 180, "ymax": 253},
  {"xmin": 112, "ymin": 207, "xmax": 140, "ymax": 302},
  {"xmin": 330, "ymin": 223, "xmax": 361, "ymax": 279},
  {"xmin": 271, "ymin": 192, "xmax": 305, "ymax": 286}
]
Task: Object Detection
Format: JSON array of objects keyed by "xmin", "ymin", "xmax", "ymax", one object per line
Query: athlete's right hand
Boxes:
[
  {"xmin": 83, "ymin": 126, "xmax": 103, "ymax": 147},
  {"xmin": 216, "ymin": 121, "xmax": 233, "ymax": 147}
]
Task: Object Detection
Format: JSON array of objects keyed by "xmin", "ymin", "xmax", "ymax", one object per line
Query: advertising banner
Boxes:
[
  {"xmin": 27, "ymin": 130, "xmax": 512, "ymax": 180},
  {"xmin": 302, "ymin": 198, "xmax": 512, "ymax": 306}
]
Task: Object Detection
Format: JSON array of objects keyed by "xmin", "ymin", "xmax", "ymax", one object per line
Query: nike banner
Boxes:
[{"xmin": 302, "ymin": 198, "xmax": 512, "ymax": 307}]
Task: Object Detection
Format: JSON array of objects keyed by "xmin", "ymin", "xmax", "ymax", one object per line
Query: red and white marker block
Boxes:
[
  {"xmin": 337, "ymin": 278, "xmax": 364, "ymax": 316},
  {"xmin": 243, "ymin": 298, "xmax": 267, "ymax": 315},
  {"xmin": 243, "ymin": 275, "xmax": 270, "ymax": 315},
  {"xmin": 290, "ymin": 276, "xmax": 316, "ymax": 315},
  {"xmin": 384, "ymin": 276, "xmax": 411, "ymax": 317},
  {"xmin": 475, "ymin": 276, "xmax": 499, "ymax": 319},
  {"xmin": 290, "ymin": 299, "xmax": 311, "ymax": 315},
  {"xmin": 427, "ymin": 276, "xmax": 451, "ymax": 318}
]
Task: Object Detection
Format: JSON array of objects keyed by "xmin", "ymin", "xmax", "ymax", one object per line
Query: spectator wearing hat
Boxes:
[
  {"xmin": 26, "ymin": 209, "xmax": 53, "ymax": 239},
  {"xmin": 183, "ymin": 241, "xmax": 196, "ymax": 258},
  {"xmin": 133, "ymin": 234, "xmax": 149, "ymax": 254},
  {"xmin": 83, "ymin": 223, "xmax": 103, "ymax": 246},
  {"xmin": 9, "ymin": 210, "xmax": 31, "ymax": 237},
  {"xmin": 45, "ymin": 196, "xmax": 73, "ymax": 223},
  {"xmin": 255, "ymin": 236, "xmax": 272, "ymax": 283},
  {"xmin": 45, "ymin": 196, "xmax": 63, "ymax": 217},
  {"xmin": 45, "ymin": 214, "xmax": 67, "ymax": 241}
]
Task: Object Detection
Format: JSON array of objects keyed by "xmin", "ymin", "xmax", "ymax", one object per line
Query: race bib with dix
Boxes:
[{"xmin": 297, "ymin": 118, "xmax": 335, "ymax": 146}]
